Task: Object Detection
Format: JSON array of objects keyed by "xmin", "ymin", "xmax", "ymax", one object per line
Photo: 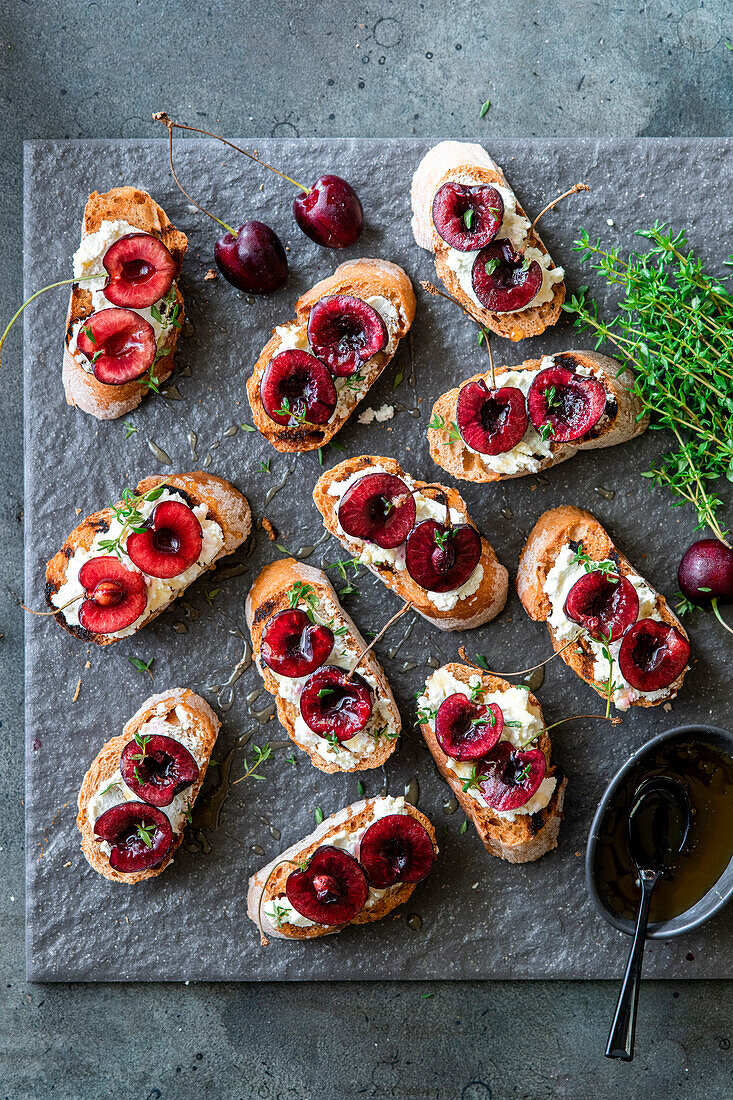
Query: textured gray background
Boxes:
[{"xmin": 2, "ymin": 0, "xmax": 733, "ymax": 1097}]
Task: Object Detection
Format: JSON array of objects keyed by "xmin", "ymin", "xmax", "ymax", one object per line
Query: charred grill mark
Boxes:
[
  {"xmin": 528, "ymin": 811, "xmax": 545, "ymax": 836},
  {"xmin": 253, "ymin": 596, "xmax": 278, "ymax": 625},
  {"xmin": 61, "ymin": 546, "xmax": 73, "ymax": 559},
  {"xmin": 89, "ymin": 518, "xmax": 110, "ymax": 534}
]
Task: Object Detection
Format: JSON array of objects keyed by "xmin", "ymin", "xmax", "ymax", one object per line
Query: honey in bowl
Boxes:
[{"xmin": 592, "ymin": 735, "xmax": 733, "ymax": 926}]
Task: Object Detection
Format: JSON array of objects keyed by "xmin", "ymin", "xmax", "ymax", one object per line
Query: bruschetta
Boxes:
[
  {"xmin": 77, "ymin": 688, "xmax": 220, "ymax": 884},
  {"xmin": 247, "ymin": 795, "xmax": 436, "ymax": 943},
  {"xmin": 246, "ymin": 559, "xmax": 401, "ymax": 773},
  {"xmin": 46, "ymin": 472, "xmax": 251, "ymax": 645},
  {"xmin": 246, "ymin": 258, "xmax": 416, "ymax": 452},
  {"xmin": 63, "ymin": 186, "xmax": 188, "ymax": 421},
  {"xmin": 313, "ymin": 455, "xmax": 508, "ymax": 631},
  {"xmin": 416, "ymin": 663, "xmax": 566, "ymax": 863},
  {"xmin": 411, "ymin": 140, "xmax": 564, "ymax": 341},
  {"xmin": 516, "ymin": 506, "xmax": 690, "ymax": 710}
]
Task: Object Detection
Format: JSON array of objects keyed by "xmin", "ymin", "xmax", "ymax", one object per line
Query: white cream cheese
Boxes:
[
  {"xmin": 417, "ymin": 667, "xmax": 556, "ymax": 821},
  {"xmin": 358, "ymin": 403, "xmax": 395, "ymax": 425},
  {"xmin": 52, "ymin": 488, "xmax": 224, "ymax": 639}
]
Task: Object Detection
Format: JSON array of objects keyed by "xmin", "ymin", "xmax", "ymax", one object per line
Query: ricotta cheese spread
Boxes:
[
  {"xmin": 51, "ymin": 488, "xmax": 224, "ymax": 639},
  {"xmin": 416, "ymin": 667, "xmax": 557, "ymax": 822}
]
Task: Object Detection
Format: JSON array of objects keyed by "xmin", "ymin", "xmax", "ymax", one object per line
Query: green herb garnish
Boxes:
[{"xmin": 428, "ymin": 413, "xmax": 461, "ymax": 443}]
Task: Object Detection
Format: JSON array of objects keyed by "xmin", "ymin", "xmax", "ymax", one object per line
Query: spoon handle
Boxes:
[{"xmin": 605, "ymin": 869, "xmax": 657, "ymax": 1061}]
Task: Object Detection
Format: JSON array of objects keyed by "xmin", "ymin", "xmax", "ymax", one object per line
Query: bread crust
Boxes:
[
  {"xmin": 246, "ymin": 797, "xmax": 437, "ymax": 943},
  {"xmin": 418, "ymin": 663, "xmax": 566, "ymax": 863},
  {"xmin": 410, "ymin": 141, "xmax": 564, "ymax": 341},
  {"xmin": 245, "ymin": 558, "xmax": 401, "ymax": 773},
  {"xmin": 427, "ymin": 350, "xmax": 649, "ymax": 483},
  {"xmin": 45, "ymin": 472, "xmax": 251, "ymax": 645},
  {"xmin": 63, "ymin": 186, "xmax": 188, "ymax": 420},
  {"xmin": 313, "ymin": 455, "xmax": 508, "ymax": 631},
  {"xmin": 516, "ymin": 506, "xmax": 689, "ymax": 707},
  {"xmin": 246, "ymin": 259, "xmax": 416, "ymax": 452},
  {"xmin": 77, "ymin": 688, "xmax": 220, "ymax": 884}
]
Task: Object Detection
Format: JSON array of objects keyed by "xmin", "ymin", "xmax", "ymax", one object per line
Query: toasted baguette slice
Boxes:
[
  {"xmin": 427, "ymin": 350, "xmax": 649, "ymax": 483},
  {"xmin": 516, "ymin": 506, "xmax": 690, "ymax": 709},
  {"xmin": 46, "ymin": 471, "xmax": 251, "ymax": 645},
  {"xmin": 63, "ymin": 186, "xmax": 188, "ymax": 421},
  {"xmin": 247, "ymin": 796, "xmax": 437, "ymax": 943},
  {"xmin": 313, "ymin": 455, "xmax": 508, "ymax": 631},
  {"xmin": 77, "ymin": 688, "xmax": 220, "ymax": 884},
  {"xmin": 411, "ymin": 141, "xmax": 564, "ymax": 341},
  {"xmin": 246, "ymin": 558, "xmax": 401, "ymax": 773},
  {"xmin": 417, "ymin": 663, "xmax": 566, "ymax": 863},
  {"xmin": 246, "ymin": 258, "xmax": 416, "ymax": 452}
]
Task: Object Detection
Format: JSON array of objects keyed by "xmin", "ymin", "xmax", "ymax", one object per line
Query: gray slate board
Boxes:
[{"xmin": 24, "ymin": 137, "xmax": 732, "ymax": 981}]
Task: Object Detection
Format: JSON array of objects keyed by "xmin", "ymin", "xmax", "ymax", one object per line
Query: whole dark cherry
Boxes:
[{"xmin": 214, "ymin": 221, "xmax": 287, "ymax": 294}]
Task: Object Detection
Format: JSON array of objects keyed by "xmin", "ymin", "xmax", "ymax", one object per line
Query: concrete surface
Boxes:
[{"xmin": 0, "ymin": 1, "xmax": 731, "ymax": 1097}]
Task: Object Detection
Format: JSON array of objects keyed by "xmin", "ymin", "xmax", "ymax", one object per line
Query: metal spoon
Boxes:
[{"xmin": 605, "ymin": 775, "xmax": 691, "ymax": 1061}]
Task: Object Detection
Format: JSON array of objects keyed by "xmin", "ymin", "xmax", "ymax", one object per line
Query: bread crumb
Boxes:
[
  {"xmin": 261, "ymin": 517, "xmax": 278, "ymax": 541},
  {"xmin": 663, "ymin": 702, "xmax": 672, "ymax": 712},
  {"xmin": 84, "ymin": 661, "xmax": 91, "ymax": 669},
  {"xmin": 75, "ymin": 508, "xmax": 81, "ymax": 515},
  {"xmin": 72, "ymin": 678, "xmax": 81, "ymax": 702},
  {"xmin": 204, "ymin": 269, "xmax": 218, "ymax": 281},
  {"xmin": 358, "ymin": 403, "xmax": 394, "ymax": 425}
]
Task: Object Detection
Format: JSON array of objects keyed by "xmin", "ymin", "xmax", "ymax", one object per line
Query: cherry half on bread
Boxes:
[
  {"xmin": 102, "ymin": 233, "xmax": 177, "ymax": 308},
  {"xmin": 76, "ymin": 556, "xmax": 147, "ymax": 634},
  {"xmin": 126, "ymin": 499, "xmax": 203, "ymax": 579},
  {"xmin": 337, "ymin": 473, "xmax": 416, "ymax": 549},
  {"xmin": 406, "ymin": 519, "xmax": 481, "ymax": 593},
  {"xmin": 260, "ymin": 349, "xmax": 337, "ymax": 427},
  {"xmin": 307, "ymin": 295, "xmax": 387, "ymax": 377},
  {"xmin": 285, "ymin": 846, "xmax": 369, "ymax": 925},
  {"xmin": 94, "ymin": 802, "xmax": 173, "ymax": 873},
  {"xmin": 564, "ymin": 570, "xmax": 640, "ymax": 642},
  {"xmin": 478, "ymin": 741, "xmax": 547, "ymax": 812},
  {"xmin": 299, "ymin": 666, "xmax": 373, "ymax": 741},
  {"xmin": 618, "ymin": 619, "xmax": 690, "ymax": 692},
  {"xmin": 471, "ymin": 239, "xmax": 543, "ymax": 313},
  {"xmin": 431, "ymin": 182, "xmax": 504, "ymax": 251},
  {"xmin": 435, "ymin": 693, "xmax": 503, "ymax": 760},
  {"xmin": 527, "ymin": 363, "xmax": 607, "ymax": 442},
  {"xmin": 358, "ymin": 815, "xmax": 435, "ymax": 888},
  {"xmin": 261, "ymin": 608, "xmax": 334, "ymax": 677},
  {"xmin": 456, "ymin": 378, "xmax": 528, "ymax": 455},
  {"xmin": 120, "ymin": 734, "xmax": 199, "ymax": 807},
  {"xmin": 76, "ymin": 308, "xmax": 157, "ymax": 385}
]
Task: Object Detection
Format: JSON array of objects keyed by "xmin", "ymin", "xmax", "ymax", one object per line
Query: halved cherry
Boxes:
[
  {"xmin": 527, "ymin": 364, "xmax": 607, "ymax": 443},
  {"xmin": 76, "ymin": 308, "xmax": 156, "ymax": 385},
  {"xmin": 260, "ymin": 349, "xmax": 337, "ymax": 427},
  {"xmin": 456, "ymin": 379, "xmax": 528, "ymax": 455},
  {"xmin": 471, "ymin": 239, "xmax": 543, "ymax": 313},
  {"xmin": 102, "ymin": 233, "xmax": 177, "ymax": 308},
  {"xmin": 358, "ymin": 814, "xmax": 434, "ymax": 888},
  {"xmin": 337, "ymin": 473, "xmax": 416, "ymax": 549},
  {"xmin": 126, "ymin": 500, "xmax": 203, "ymax": 579},
  {"xmin": 261, "ymin": 609, "xmax": 334, "ymax": 677},
  {"xmin": 285, "ymin": 845, "xmax": 369, "ymax": 925},
  {"xmin": 299, "ymin": 665, "xmax": 373, "ymax": 741},
  {"xmin": 618, "ymin": 619, "xmax": 690, "ymax": 692},
  {"xmin": 435, "ymin": 693, "xmax": 503, "ymax": 760},
  {"xmin": 120, "ymin": 733, "xmax": 199, "ymax": 807},
  {"xmin": 564, "ymin": 570, "xmax": 639, "ymax": 642},
  {"xmin": 77, "ymin": 556, "xmax": 147, "ymax": 634},
  {"xmin": 478, "ymin": 741, "xmax": 547, "ymax": 812},
  {"xmin": 431, "ymin": 182, "xmax": 504, "ymax": 251},
  {"xmin": 94, "ymin": 802, "xmax": 173, "ymax": 873},
  {"xmin": 405, "ymin": 520, "xmax": 481, "ymax": 593},
  {"xmin": 307, "ymin": 295, "xmax": 387, "ymax": 377}
]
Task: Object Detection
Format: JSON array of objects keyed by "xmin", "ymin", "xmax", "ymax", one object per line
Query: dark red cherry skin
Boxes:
[
  {"xmin": 76, "ymin": 308, "xmax": 156, "ymax": 385},
  {"xmin": 618, "ymin": 619, "xmax": 690, "ymax": 692},
  {"xmin": 337, "ymin": 473, "xmax": 416, "ymax": 549},
  {"xmin": 434, "ymin": 693, "xmax": 503, "ymax": 760},
  {"xmin": 678, "ymin": 540, "xmax": 733, "ymax": 606},
  {"xmin": 527, "ymin": 365, "xmax": 607, "ymax": 443},
  {"xmin": 564, "ymin": 570, "xmax": 640, "ymax": 642},
  {"xmin": 478, "ymin": 741, "xmax": 547, "ymax": 812},
  {"xmin": 93, "ymin": 802, "xmax": 173, "ymax": 873},
  {"xmin": 456, "ymin": 379, "xmax": 528, "ymax": 455},
  {"xmin": 260, "ymin": 349, "xmax": 337, "ymax": 427},
  {"xmin": 471, "ymin": 239, "xmax": 543, "ymax": 313},
  {"xmin": 293, "ymin": 175, "xmax": 364, "ymax": 249},
  {"xmin": 405, "ymin": 520, "xmax": 482, "ymax": 593},
  {"xmin": 285, "ymin": 845, "xmax": 369, "ymax": 924},
  {"xmin": 77, "ymin": 556, "xmax": 147, "ymax": 634},
  {"xmin": 299, "ymin": 666, "xmax": 373, "ymax": 741},
  {"xmin": 307, "ymin": 295, "xmax": 387, "ymax": 377},
  {"xmin": 102, "ymin": 233, "xmax": 177, "ymax": 308},
  {"xmin": 358, "ymin": 814, "xmax": 434, "ymax": 888},
  {"xmin": 120, "ymin": 734, "xmax": 199, "ymax": 807},
  {"xmin": 431, "ymin": 182, "xmax": 504, "ymax": 251},
  {"xmin": 126, "ymin": 500, "xmax": 203, "ymax": 579},
  {"xmin": 214, "ymin": 221, "xmax": 287, "ymax": 294},
  {"xmin": 261, "ymin": 609, "xmax": 334, "ymax": 677}
]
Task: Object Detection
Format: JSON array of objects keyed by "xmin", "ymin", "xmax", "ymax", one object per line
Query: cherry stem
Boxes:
[
  {"xmin": 421, "ymin": 281, "xmax": 496, "ymax": 387},
  {"xmin": 459, "ymin": 633, "xmax": 582, "ymax": 679},
  {"xmin": 711, "ymin": 597, "xmax": 733, "ymax": 636},
  {"xmin": 21, "ymin": 593, "xmax": 84, "ymax": 617},
  {"xmin": 257, "ymin": 858, "xmax": 302, "ymax": 940},
  {"xmin": 155, "ymin": 115, "xmax": 237, "ymax": 235},
  {"xmin": 413, "ymin": 483, "xmax": 452, "ymax": 534},
  {"xmin": 0, "ymin": 275, "xmax": 100, "ymax": 366},
  {"xmin": 531, "ymin": 182, "xmax": 590, "ymax": 229},
  {"xmin": 346, "ymin": 601, "xmax": 413, "ymax": 681}
]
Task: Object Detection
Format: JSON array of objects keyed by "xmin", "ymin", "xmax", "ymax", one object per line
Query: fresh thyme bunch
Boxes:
[{"xmin": 563, "ymin": 224, "xmax": 733, "ymax": 545}]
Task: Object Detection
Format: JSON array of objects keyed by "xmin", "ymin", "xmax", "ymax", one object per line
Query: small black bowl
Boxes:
[{"xmin": 586, "ymin": 723, "xmax": 733, "ymax": 939}]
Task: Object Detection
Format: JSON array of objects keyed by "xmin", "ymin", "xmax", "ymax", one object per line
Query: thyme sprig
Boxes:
[
  {"xmin": 97, "ymin": 484, "xmax": 166, "ymax": 559},
  {"xmin": 232, "ymin": 743, "xmax": 272, "ymax": 786}
]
